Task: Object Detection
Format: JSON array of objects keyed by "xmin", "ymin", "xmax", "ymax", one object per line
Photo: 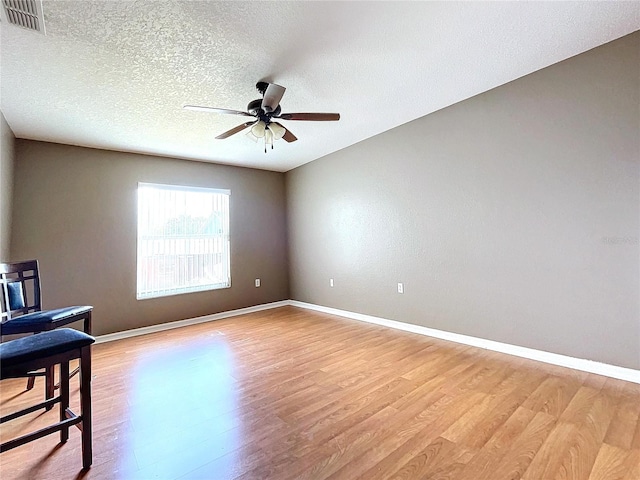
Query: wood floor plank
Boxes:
[
  {"xmin": 279, "ymin": 369, "xmax": 408, "ymax": 425},
  {"xmin": 588, "ymin": 443, "xmax": 639, "ymax": 480},
  {"xmin": 387, "ymin": 436, "xmax": 471, "ymax": 480},
  {"xmin": 604, "ymin": 391, "xmax": 640, "ymax": 450},
  {"xmin": 477, "ymin": 410, "xmax": 558, "ymax": 480},
  {"xmin": 521, "ymin": 421, "xmax": 580, "ymax": 479},
  {"xmin": 633, "ymin": 416, "xmax": 640, "ymax": 450},
  {"xmin": 521, "ymin": 374, "xmax": 582, "ymax": 418},
  {"xmin": 234, "ymin": 378, "xmax": 418, "ymax": 480},
  {"xmin": 554, "ymin": 389, "xmax": 618, "ymax": 480},
  {"xmin": 322, "ymin": 389, "xmax": 485, "ymax": 480},
  {"xmin": 622, "ymin": 450, "xmax": 640, "ymax": 480},
  {"xmin": 343, "ymin": 390, "xmax": 485, "ymax": 480},
  {"xmin": 456, "ymin": 406, "xmax": 537, "ymax": 480},
  {"xmin": 1, "ymin": 306, "xmax": 638, "ymax": 480}
]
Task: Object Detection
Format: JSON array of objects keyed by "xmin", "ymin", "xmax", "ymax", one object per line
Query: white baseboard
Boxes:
[
  {"xmin": 94, "ymin": 300, "xmax": 289, "ymax": 344},
  {"xmin": 289, "ymin": 300, "xmax": 640, "ymax": 385},
  {"xmin": 94, "ymin": 298, "xmax": 639, "ymax": 385}
]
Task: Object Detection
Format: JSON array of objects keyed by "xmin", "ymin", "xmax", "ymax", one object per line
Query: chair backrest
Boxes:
[{"xmin": 0, "ymin": 260, "xmax": 42, "ymax": 323}]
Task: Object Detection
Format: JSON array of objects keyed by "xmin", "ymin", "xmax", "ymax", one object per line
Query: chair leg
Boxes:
[
  {"xmin": 53, "ymin": 313, "xmax": 92, "ymax": 391},
  {"xmin": 59, "ymin": 361, "xmax": 70, "ymax": 443},
  {"xmin": 45, "ymin": 366, "xmax": 55, "ymax": 410},
  {"xmin": 84, "ymin": 312, "xmax": 92, "ymax": 335},
  {"xmin": 26, "ymin": 376, "xmax": 35, "ymax": 391},
  {"xmin": 56, "ymin": 360, "xmax": 80, "ymax": 389},
  {"xmin": 79, "ymin": 346, "xmax": 92, "ymax": 469}
]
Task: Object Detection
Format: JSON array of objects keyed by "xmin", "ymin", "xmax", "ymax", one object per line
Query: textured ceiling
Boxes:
[{"xmin": 1, "ymin": 1, "xmax": 639, "ymax": 172}]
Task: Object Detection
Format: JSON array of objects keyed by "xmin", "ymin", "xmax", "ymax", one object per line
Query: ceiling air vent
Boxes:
[{"xmin": 0, "ymin": 0, "xmax": 45, "ymax": 34}]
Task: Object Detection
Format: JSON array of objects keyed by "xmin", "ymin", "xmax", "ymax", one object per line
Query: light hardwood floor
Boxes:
[{"xmin": 1, "ymin": 306, "xmax": 639, "ymax": 479}]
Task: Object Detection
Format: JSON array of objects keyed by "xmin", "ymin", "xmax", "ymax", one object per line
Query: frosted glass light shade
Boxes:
[
  {"xmin": 268, "ymin": 122, "xmax": 285, "ymax": 140},
  {"xmin": 251, "ymin": 121, "xmax": 266, "ymax": 138}
]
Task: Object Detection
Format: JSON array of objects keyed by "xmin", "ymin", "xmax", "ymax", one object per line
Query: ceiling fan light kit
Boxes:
[
  {"xmin": 184, "ymin": 81, "xmax": 340, "ymax": 153},
  {"xmin": 244, "ymin": 121, "xmax": 286, "ymax": 152}
]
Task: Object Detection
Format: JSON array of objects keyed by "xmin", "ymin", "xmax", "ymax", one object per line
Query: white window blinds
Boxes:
[{"xmin": 136, "ymin": 183, "xmax": 231, "ymax": 299}]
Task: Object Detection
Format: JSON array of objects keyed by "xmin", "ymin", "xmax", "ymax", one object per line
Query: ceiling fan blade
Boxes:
[
  {"xmin": 272, "ymin": 122, "xmax": 298, "ymax": 143},
  {"xmin": 261, "ymin": 83, "xmax": 286, "ymax": 113},
  {"xmin": 277, "ymin": 113, "xmax": 340, "ymax": 121},
  {"xmin": 184, "ymin": 105, "xmax": 253, "ymax": 117},
  {"xmin": 215, "ymin": 121, "xmax": 256, "ymax": 139}
]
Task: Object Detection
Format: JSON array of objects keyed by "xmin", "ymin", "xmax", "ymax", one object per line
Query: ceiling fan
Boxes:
[{"xmin": 184, "ymin": 82, "xmax": 340, "ymax": 152}]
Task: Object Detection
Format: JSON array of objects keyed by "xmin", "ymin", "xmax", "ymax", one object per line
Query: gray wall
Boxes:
[
  {"xmin": 0, "ymin": 112, "xmax": 15, "ymax": 261},
  {"xmin": 286, "ymin": 32, "xmax": 640, "ymax": 369},
  {"xmin": 11, "ymin": 141, "xmax": 288, "ymax": 335}
]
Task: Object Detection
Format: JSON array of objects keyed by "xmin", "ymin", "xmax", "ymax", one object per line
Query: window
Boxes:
[{"xmin": 136, "ymin": 183, "xmax": 230, "ymax": 299}]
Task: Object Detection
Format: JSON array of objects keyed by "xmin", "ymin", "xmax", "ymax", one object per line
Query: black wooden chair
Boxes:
[
  {"xmin": 0, "ymin": 260, "xmax": 93, "ymax": 399},
  {"xmin": 0, "ymin": 328, "xmax": 94, "ymax": 469}
]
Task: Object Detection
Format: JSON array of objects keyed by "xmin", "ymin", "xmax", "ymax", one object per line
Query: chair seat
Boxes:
[
  {"xmin": 0, "ymin": 327, "xmax": 94, "ymax": 468},
  {"xmin": 1, "ymin": 328, "xmax": 95, "ymax": 379},
  {"xmin": 0, "ymin": 306, "xmax": 92, "ymax": 335}
]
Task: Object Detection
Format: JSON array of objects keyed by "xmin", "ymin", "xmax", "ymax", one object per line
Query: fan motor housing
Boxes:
[
  {"xmin": 247, "ymin": 99, "xmax": 281, "ymax": 119},
  {"xmin": 247, "ymin": 99, "xmax": 262, "ymax": 116}
]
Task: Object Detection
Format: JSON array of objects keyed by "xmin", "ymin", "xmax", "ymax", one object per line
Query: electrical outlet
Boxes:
[
  {"xmin": 255, "ymin": 278, "xmax": 261, "ymax": 287},
  {"xmin": 330, "ymin": 278, "xmax": 334, "ymax": 287},
  {"xmin": 397, "ymin": 282, "xmax": 404, "ymax": 294}
]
